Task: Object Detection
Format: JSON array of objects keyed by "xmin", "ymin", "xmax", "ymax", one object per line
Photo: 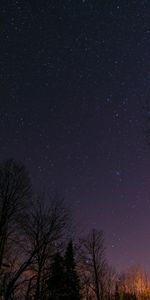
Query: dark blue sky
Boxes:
[{"xmin": 1, "ymin": 0, "xmax": 150, "ymax": 273}]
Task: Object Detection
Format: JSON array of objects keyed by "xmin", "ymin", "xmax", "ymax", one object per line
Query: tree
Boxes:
[
  {"xmin": 119, "ymin": 265, "xmax": 149, "ymax": 297},
  {"xmin": 64, "ymin": 240, "xmax": 80, "ymax": 300},
  {"xmin": 2, "ymin": 194, "xmax": 69, "ymax": 300},
  {"xmin": 122, "ymin": 292, "xmax": 137, "ymax": 300},
  {"xmin": 23, "ymin": 196, "xmax": 69, "ymax": 300},
  {"xmin": 0, "ymin": 159, "xmax": 32, "ymax": 267},
  {"xmin": 0, "ymin": 159, "xmax": 32, "ymax": 298},
  {"xmin": 80, "ymin": 229, "xmax": 107, "ymax": 300},
  {"xmin": 105, "ymin": 266, "xmax": 117, "ymax": 300},
  {"xmin": 115, "ymin": 283, "xmax": 120, "ymax": 300},
  {"xmin": 48, "ymin": 252, "xmax": 66, "ymax": 300}
]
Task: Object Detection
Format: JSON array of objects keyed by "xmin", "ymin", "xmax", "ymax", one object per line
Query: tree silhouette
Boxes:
[
  {"xmin": 48, "ymin": 241, "xmax": 80, "ymax": 300},
  {"xmin": 80, "ymin": 229, "xmax": 107, "ymax": 300},
  {"xmin": 123, "ymin": 292, "xmax": 137, "ymax": 300},
  {"xmin": 0, "ymin": 159, "xmax": 32, "ymax": 270},
  {"xmin": 24, "ymin": 196, "xmax": 69, "ymax": 300},
  {"xmin": 115, "ymin": 283, "xmax": 120, "ymax": 300},
  {"xmin": 48, "ymin": 252, "xmax": 66, "ymax": 300},
  {"xmin": 64, "ymin": 240, "xmax": 80, "ymax": 300},
  {"xmin": 2, "ymin": 194, "xmax": 69, "ymax": 300}
]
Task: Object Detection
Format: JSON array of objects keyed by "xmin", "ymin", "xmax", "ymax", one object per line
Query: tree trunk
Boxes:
[{"xmin": 34, "ymin": 266, "xmax": 42, "ymax": 300}]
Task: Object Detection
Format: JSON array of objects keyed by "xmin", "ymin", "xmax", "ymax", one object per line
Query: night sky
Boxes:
[{"xmin": 1, "ymin": 0, "xmax": 150, "ymax": 274}]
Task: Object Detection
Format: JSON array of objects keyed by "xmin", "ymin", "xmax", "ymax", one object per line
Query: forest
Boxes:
[{"xmin": 0, "ymin": 159, "xmax": 150, "ymax": 300}]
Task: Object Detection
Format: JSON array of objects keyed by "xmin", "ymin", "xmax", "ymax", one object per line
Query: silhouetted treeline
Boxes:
[{"xmin": 0, "ymin": 159, "xmax": 150, "ymax": 300}]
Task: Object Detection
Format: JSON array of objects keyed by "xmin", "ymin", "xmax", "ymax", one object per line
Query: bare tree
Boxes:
[
  {"xmin": 119, "ymin": 265, "xmax": 150, "ymax": 297},
  {"xmin": 31, "ymin": 197, "xmax": 69, "ymax": 300},
  {"xmin": 105, "ymin": 266, "xmax": 117, "ymax": 300},
  {"xmin": 79, "ymin": 229, "xmax": 107, "ymax": 300},
  {"xmin": 0, "ymin": 159, "xmax": 32, "ymax": 299},
  {"xmin": 0, "ymin": 160, "xmax": 70, "ymax": 300},
  {"xmin": 2, "ymin": 195, "xmax": 69, "ymax": 300}
]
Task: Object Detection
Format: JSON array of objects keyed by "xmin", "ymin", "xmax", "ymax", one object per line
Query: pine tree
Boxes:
[
  {"xmin": 64, "ymin": 240, "xmax": 80, "ymax": 300},
  {"xmin": 48, "ymin": 253, "xmax": 66, "ymax": 300}
]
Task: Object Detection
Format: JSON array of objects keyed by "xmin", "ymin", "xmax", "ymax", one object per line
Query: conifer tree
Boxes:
[
  {"xmin": 65, "ymin": 240, "xmax": 80, "ymax": 300},
  {"xmin": 48, "ymin": 253, "xmax": 66, "ymax": 300}
]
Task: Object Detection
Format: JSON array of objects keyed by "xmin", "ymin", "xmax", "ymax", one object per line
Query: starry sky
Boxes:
[{"xmin": 1, "ymin": 0, "xmax": 150, "ymax": 273}]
